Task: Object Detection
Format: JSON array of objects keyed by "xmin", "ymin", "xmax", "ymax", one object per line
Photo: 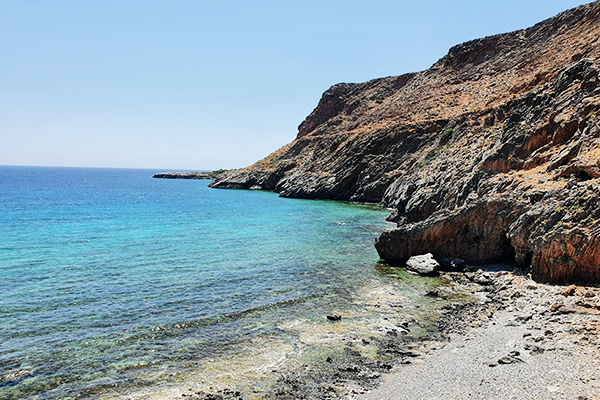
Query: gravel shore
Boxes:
[
  {"xmin": 357, "ymin": 271, "xmax": 600, "ymax": 400},
  {"xmin": 162, "ymin": 268, "xmax": 600, "ymax": 400}
]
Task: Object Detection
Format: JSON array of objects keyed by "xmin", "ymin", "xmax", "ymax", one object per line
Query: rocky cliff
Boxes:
[{"xmin": 210, "ymin": 1, "xmax": 600, "ymax": 284}]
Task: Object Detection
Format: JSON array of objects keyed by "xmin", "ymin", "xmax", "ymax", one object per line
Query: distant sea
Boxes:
[{"xmin": 1, "ymin": 166, "xmax": 440, "ymax": 399}]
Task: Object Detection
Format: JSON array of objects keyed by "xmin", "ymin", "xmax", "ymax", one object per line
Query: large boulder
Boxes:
[{"xmin": 405, "ymin": 253, "xmax": 440, "ymax": 276}]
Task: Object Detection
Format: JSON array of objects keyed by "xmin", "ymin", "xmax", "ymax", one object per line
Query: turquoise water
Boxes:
[{"xmin": 0, "ymin": 166, "xmax": 396, "ymax": 399}]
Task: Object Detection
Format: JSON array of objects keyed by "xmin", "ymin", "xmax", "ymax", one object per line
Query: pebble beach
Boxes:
[{"xmin": 358, "ymin": 270, "xmax": 600, "ymax": 400}]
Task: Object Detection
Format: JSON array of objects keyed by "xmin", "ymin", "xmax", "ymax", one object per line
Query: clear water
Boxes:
[{"xmin": 0, "ymin": 166, "xmax": 405, "ymax": 399}]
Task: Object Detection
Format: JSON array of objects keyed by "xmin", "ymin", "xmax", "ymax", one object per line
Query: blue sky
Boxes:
[{"xmin": 0, "ymin": 0, "xmax": 589, "ymax": 170}]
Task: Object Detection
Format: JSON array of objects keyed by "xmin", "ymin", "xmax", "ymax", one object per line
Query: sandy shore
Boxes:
[{"xmin": 357, "ymin": 271, "xmax": 600, "ymax": 400}]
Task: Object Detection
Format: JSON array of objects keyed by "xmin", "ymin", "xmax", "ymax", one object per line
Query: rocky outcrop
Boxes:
[
  {"xmin": 211, "ymin": 2, "xmax": 600, "ymax": 283},
  {"xmin": 153, "ymin": 170, "xmax": 227, "ymax": 180},
  {"xmin": 376, "ymin": 199, "xmax": 520, "ymax": 266}
]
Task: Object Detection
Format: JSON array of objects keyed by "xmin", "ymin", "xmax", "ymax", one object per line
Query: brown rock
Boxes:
[
  {"xmin": 210, "ymin": 2, "xmax": 600, "ymax": 284},
  {"xmin": 561, "ymin": 285, "xmax": 578, "ymax": 296}
]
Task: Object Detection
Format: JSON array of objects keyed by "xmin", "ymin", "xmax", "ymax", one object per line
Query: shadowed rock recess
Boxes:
[{"xmin": 210, "ymin": 1, "xmax": 600, "ymax": 284}]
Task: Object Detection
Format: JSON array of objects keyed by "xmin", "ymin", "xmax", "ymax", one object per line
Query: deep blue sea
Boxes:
[{"xmin": 1, "ymin": 166, "xmax": 441, "ymax": 399}]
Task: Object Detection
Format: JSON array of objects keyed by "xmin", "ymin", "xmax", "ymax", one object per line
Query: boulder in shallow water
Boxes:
[{"xmin": 406, "ymin": 253, "xmax": 439, "ymax": 276}]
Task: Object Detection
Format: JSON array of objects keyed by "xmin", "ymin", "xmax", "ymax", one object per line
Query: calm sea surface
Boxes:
[{"xmin": 1, "ymin": 166, "xmax": 418, "ymax": 399}]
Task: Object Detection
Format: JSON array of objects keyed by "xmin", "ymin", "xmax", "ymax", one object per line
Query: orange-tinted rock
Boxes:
[{"xmin": 211, "ymin": 2, "xmax": 600, "ymax": 283}]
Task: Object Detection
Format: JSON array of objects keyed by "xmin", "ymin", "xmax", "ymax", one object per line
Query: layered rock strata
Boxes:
[{"xmin": 210, "ymin": 2, "xmax": 600, "ymax": 283}]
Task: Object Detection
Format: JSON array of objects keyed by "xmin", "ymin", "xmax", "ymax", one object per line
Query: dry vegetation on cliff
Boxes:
[{"xmin": 211, "ymin": 1, "xmax": 600, "ymax": 283}]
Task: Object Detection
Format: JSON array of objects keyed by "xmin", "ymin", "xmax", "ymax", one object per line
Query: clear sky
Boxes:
[{"xmin": 0, "ymin": 0, "xmax": 590, "ymax": 170}]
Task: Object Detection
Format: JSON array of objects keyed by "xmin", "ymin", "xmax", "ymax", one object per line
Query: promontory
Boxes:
[{"xmin": 210, "ymin": 1, "xmax": 600, "ymax": 284}]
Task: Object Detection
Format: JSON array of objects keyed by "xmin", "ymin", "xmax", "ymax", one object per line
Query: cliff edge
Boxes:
[{"xmin": 211, "ymin": 1, "xmax": 600, "ymax": 283}]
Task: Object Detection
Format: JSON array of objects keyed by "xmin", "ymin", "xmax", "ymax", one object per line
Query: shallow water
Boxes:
[
  {"xmin": 1, "ymin": 166, "xmax": 423, "ymax": 399},
  {"xmin": 0, "ymin": 166, "xmax": 477, "ymax": 399}
]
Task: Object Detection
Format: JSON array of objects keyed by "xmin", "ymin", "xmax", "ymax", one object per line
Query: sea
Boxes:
[{"xmin": 0, "ymin": 166, "xmax": 453, "ymax": 399}]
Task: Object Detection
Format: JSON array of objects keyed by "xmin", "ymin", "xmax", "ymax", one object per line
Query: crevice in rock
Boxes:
[{"xmin": 500, "ymin": 231, "xmax": 518, "ymax": 263}]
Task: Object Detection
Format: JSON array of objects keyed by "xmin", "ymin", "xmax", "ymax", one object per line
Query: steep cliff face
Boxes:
[{"xmin": 211, "ymin": 1, "xmax": 600, "ymax": 283}]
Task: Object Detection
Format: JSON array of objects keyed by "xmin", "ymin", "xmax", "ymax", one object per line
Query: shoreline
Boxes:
[
  {"xmin": 152, "ymin": 171, "xmax": 220, "ymax": 180},
  {"xmin": 358, "ymin": 270, "xmax": 600, "ymax": 400},
  {"xmin": 180, "ymin": 266, "xmax": 600, "ymax": 399},
  {"xmin": 99, "ymin": 266, "xmax": 488, "ymax": 400},
  {"xmin": 92, "ymin": 265, "xmax": 600, "ymax": 400}
]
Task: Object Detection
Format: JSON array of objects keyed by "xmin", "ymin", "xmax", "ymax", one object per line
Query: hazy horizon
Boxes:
[{"xmin": 1, "ymin": 0, "xmax": 589, "ymax": 171}]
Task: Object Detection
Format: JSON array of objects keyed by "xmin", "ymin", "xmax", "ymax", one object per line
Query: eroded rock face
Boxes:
[
  {"xmin": 211, "ymin": 1, "xmax": 600, "ymax": 283},
  {"xmin": 376, "ymin": 199, "xmax": 521, "ymax": 266}
]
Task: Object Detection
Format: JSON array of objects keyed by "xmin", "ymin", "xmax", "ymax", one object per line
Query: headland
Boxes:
[
  {"xmin": 160, "ymin": 3, "xmax": 600, "ymax": 398},
  {"xmin": 210, "ymin": 0, "xmax": 600, "ymax": 285}
]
